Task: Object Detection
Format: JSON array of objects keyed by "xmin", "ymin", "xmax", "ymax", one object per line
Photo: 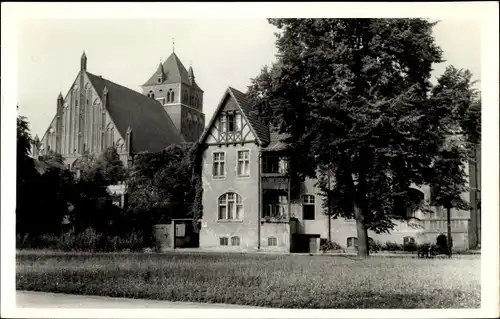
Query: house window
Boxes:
[
  {"xmin": 403, "ymin": 236, "xmax": 415, "ymax": 245},
  {"xmin": 176, "ymin": 223, "xmax": 186, "ymax": 237},
  {"xmin": 218, "ymin": 192, "xmax": 243, "ymax": 220},
  {"xmin": 263, "ymin": 155, "xmax": 279, "ymax": 173},
  {"xmin": 227, "ymin": 113, "xmax": 235, "ymax": 132},
  {"xmin": 347, "ymin": 237, "xmax": 358, "ymax": 248},
  {"xmin": 264, "ymin": 194, "xmax": 288, "ymax": 218},
  {"xmin": 212, "ymin": 152, "xmax": 225, "ymax": 177},
  {"xmin": 220, "ymin": 237, "xmax": 228, "ymax": 246},
  {"xmin": 231, "ymin": 236, "xmax": 240, "ymax": 246},
  {"xmin": 171, "ymin": 91, "xmax": 175, "ymax": 103},
  {"xmin": 157, "ymin": 78, "xmax": 162, "ymax": 84},
  {"xmin": 302, "ymin": 195, "xmax": 315, "ymax": 220},
  {"xmin": 268, "ymin": 237, "xmax": 277, "ymax": 246},
  {"xmin": 263, "ymin": 155, "xmax": 288, "ymax": 174},
  {"xmin": 237, "ymin": 150, "xmax": 250, "ymax": 176},
  {"xmin": 220, "ymin": 114, "xmax": 227, "ymax": 133}
]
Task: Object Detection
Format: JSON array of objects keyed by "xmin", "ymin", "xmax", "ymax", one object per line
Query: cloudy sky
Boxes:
[{"xmin": 10, "ymin": 7, "xmax": 484, "ymax": 138}]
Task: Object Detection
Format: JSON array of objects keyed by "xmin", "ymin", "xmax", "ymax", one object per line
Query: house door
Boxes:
[{"xmin": 174, "ymin": 221, "xmax": 199, "ymax": 248}]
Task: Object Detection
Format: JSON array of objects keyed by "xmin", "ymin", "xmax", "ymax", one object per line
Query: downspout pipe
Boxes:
[{"xmin": 257, "ymin": 151, "xmax": 261, "ymax": 250}]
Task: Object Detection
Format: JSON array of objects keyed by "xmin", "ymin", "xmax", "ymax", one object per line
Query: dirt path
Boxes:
[{"xmin": 16, "ymin": 291, "xmax": 262, "ymax": 309}]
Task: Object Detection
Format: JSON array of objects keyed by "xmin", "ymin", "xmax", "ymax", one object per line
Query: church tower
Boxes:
[{"xmin": 141, "ymin": 51, "xmax": 205, "ymax": 142}]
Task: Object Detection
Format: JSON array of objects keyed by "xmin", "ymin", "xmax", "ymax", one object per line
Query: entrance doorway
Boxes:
[{"xmin": 173, "ymin": 219, "xmax": 199, "ymax": 248}]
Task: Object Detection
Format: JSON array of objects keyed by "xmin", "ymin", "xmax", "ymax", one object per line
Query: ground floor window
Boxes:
[
  {"xmin": 218, "ymin": 192, "xmax": 243, "ymax": 220},
  {"xmin": 220, "ymin": 237, "xmax": 228, "ymax": 246},
  {"xmin": 263, "ymin": 192, "xmax": 288, "ymax": 218},
  {"xmin": 231, "ymin": 236, "xmax": 240, "ymax": 246},
  {"xmin": 347, "ymin": 237, "xmax": 358, "ymax": 248},
  {"xmin": 302, "ymin": 195, "xmax": 315, "ymax": 220},
  {"xmin": 268, "ymin": 237, "xmax": 277, "ymax": 246},
  {"xmin": 403, "ymin": 236, "xmax": 415, "ymax": 244}
]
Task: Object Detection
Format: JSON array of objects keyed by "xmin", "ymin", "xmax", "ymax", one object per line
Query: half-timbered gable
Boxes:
[{"xmin": 201, "ymin": 87, "xmax": 266, "ymax": 146}]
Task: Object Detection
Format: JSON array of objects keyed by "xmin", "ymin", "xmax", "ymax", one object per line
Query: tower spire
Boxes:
[
  {"xmin": 81, "ymin": 50, "xmax": 87, "ymax": 71},
  {"xmin": 172, "ymin": 38, "xmax": 175, "ymax": 53}
]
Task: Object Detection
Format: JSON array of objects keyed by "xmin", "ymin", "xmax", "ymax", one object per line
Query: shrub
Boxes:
[
  {"xmin": 16, "ymin": 233, "xmax": 31, "ymax": 249},
  {"xmin": 369, "ymin": 240, "xmax": 382, "ymax": 253},
  {"xmin": 320, "ymin": 239, "xmax": 341, "ymax": 253},
  {"xmin": 16, "ymin": 228, "xmax": 145, "ymax": 252},
  {"xmin": 106, "ymin": 230, "xmax": 144, "ymax": 252},
  {"xmin": 403, "ymin": 242, "xmax": 418, "ymax": 252},
  {"xmin": 382, "ymin": 241, "xmax": 403, "ymax": 251}
]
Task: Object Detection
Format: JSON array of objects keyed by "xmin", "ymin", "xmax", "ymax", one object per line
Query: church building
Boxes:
[
  {"xmin": 33, "ymin": 51, "xmax": 205, "ymax": 208},
  {"xmin": 33, "ymin": 51, "xmax": 205, "ymax": 168}
]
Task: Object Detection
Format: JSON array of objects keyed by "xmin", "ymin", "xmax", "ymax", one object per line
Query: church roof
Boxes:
[
  {"xmin": 142, "ymin": 52, "xmax": 192, "ymax": 87},
  {"xmin": 86, "ymin": 72, "xmax": 184, "ymax": 153}
]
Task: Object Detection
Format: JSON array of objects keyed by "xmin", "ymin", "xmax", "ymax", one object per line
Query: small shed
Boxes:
[{"xmin": 153, "ymin": 219, "xmax": 199, "ymax": 251}]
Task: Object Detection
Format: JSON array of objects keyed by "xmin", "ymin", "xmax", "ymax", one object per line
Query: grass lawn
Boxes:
[{"xmin": 16, "ymin": 251, "xmax": 480, "ymax": 308}]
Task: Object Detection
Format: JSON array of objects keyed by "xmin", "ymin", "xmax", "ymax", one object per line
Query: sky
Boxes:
[{"xmin": 16, "ymin": 18, "xmax": 482, "ymax": 138}]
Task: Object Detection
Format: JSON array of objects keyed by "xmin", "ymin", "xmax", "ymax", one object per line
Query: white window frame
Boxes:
[
  {"xmin": 220, "ymin": 237, "xmax": 228, "ymax": 246},
  {"xmin": 218, "ymin": 192, "xmax": 244, "ymax": 221},
  {"xmin": 235, "ymin": 113, "xmax": 242, "ymax": 131},
  {"xmin": 231, "ymin": 236, "xmax": 240, "ymax": 246},
  {"xmin": 403, "ymin": 236, "xmax": 415, "ymax": 245},
  {"xmin": 212, "ymin": 152, "xmax": 225, "ymax": 178},
  {"xmin": 227, "ymin": 113, "xmax": 236, "ymax": 132},
  {"xmin": 268, "ymin": 237, "xmax": 277, "ymax": 246},
  {"xmin": 264, "ymin": 195, "xmax": 288, "ymax": 218},
  {"xmin": 347, "ymin": 237, "xmax": 358, "ymax": 248},
  {"xmin": 302, "ymin": 195, "xmax": 316, "ymax": 220},
  {"xmin": 220, "ymin": 114, "xmax": 227, "ymax": 133},
  {"xmin": 237, "ymin": 150, "xmax": 250, "ymax": 177}
]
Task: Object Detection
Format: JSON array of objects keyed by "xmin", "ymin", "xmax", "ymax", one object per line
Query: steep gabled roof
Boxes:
[
  {"xmin": 263, "ymin": 128, "xmax": 290, "ymax": 151},
  {"xmin": 86, "ymin": 72, "xmax": 184, "ymax": 153},
  {"xmin": 200, "ymin": 87, "xmax": 270, "ymax": 145},
  {"xmin": 229, "ymin": 87, "xmax": 270, "ymax": 144},
  {"xmin": 142, "ymin": 52, "xmax": 191, "ymax": 87}
]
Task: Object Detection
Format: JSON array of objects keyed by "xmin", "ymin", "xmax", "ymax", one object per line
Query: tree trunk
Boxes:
[
  {"xmin": 354, "ymin": 205, "xmax": 369, "ymax": 257},
  {"xmin": 447, "ymin": 207, "xmax": 452, "ymax": 258}
]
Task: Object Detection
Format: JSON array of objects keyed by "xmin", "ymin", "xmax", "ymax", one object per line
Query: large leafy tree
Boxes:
[
  {"xmin": 126, "ymin": 143, "xmax": 196, "ymax": 240},
  {"xmin": 71, "ymin": 148, "xmax": 126, "ymax": 233},
  {"xmin": 16, "ymin": 114, "xmax": 39, "ymax": 234},
  {"xmin": 16, "ymin": 114, "xmax": 74, "ymax": 235},
  {"xmin": 16, "ymin": 115, "xmax": 37, "ymax": 190},
  {"xmin": 427, "ymin": 66, "xmax": 481, "ymax": 256},
  {"xmin": 247, "ymin": 18, "xmax": 460, "ymax": 257}
]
